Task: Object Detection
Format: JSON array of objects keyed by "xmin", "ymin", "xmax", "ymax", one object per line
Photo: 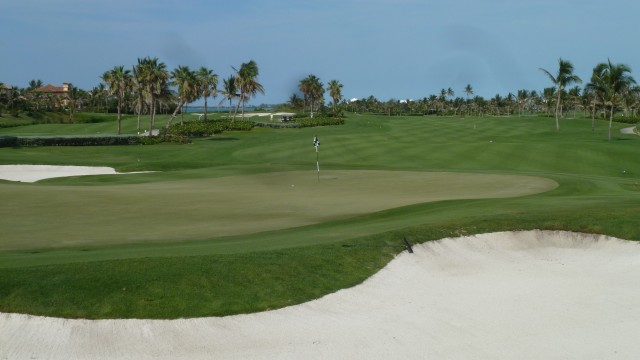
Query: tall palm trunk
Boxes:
[
  {"xmin": 554, "ymin": 90, "xmax": 562, "ymax": 131},
  {"xmin": 149, "ymin": 95, "xmax": 156, "ymax": 136},
  {"xmin": 165, "ymin": 100, "xmax": 186, "ymax": 129},
  {"xmin": 117, "ymin": 96, "xmax": 122, "ymax": 135},
  {"xmin": 203, "ymin": 91, "xmax": 208, "ymax": 121},
  {"xmin": 608, "ymin": 102, "xmax": 614, "ymax": 141}
]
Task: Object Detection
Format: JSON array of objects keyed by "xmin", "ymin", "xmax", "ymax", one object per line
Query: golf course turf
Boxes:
[{"xmin": 0, "ymin": 113, "xmax": 639, "ymax": 319}]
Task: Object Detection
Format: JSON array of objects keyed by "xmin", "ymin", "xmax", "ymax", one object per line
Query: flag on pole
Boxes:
[{"xmin": 313, "ymin": 136, "xmax": 320, "ymax": 181}]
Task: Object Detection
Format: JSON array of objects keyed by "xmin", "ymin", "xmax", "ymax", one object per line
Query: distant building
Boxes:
[
  {"xmin": 36, "ymin": 83, "xmax": 70, "ymax": 96},
  {"xmin": 35, "ymin": 83, "xmax": 70, "ymax": 108}
]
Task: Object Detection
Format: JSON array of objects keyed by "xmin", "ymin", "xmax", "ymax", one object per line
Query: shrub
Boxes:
[
  {"xmin": 254, "ymin": 122, "xmax": 302, "ymax": 129},
  {"xmin": 166, "ymin": 121, "xmax": 225, "ymax": 137},
  {"xmin": 294, "ymin": 116, "xmax": 345, "ymax": 127},
  {"xmin": 0, "ymin": 136, "xmax": 18, "ymax": 147},
  {"xmin": 166, "ymin": 119, "xmax": 254, "ymax": 137},
  {"xmin": 0, "ymin": 136, "xmax": 190, "ymax": 148},
  {"xmin": 221, "ymin": 119, "xmax": 254, "ymax": 131}
]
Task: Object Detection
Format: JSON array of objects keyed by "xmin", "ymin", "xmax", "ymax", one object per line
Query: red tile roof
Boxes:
[{"xmin": 36, "ymin": 84, "xmax": 68, "ymax": 93}]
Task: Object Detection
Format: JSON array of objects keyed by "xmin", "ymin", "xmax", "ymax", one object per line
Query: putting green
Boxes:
[{"xmin": 0, "ymin": 170, "xmax": 557, "ymax": 251}]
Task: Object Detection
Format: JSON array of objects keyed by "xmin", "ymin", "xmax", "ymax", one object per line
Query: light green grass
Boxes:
[
  {"xmin": 0, "ymin": 113, "xmax": 639, "ymax": 318},
  {"xmin": 0, "ymin": 170, "xmax": 555, "ymax": 251}
]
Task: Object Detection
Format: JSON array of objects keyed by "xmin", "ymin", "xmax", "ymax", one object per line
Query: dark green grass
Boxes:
[
  {"xmin": 1, "ymin": 207, "xmax": 638, "ymax": 319},
  {"xmin": 0, "ymin": 113, "xmax": 638, "ymax": 318}
]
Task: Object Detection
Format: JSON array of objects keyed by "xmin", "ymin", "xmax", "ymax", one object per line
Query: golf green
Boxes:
[{"xmin": 0, "ymin": 170, "xmax": 556, "ymax": 251}]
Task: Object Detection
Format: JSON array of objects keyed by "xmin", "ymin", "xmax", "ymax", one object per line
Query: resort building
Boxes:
[{"xmin": 35, "ymin": 83, "xmax": 71, "ymax": 108}]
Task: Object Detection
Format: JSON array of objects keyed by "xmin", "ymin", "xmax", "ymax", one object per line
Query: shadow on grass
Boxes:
[{"xmin": 206, "ymin": 137, "xmax": 239, "ymax": 142}]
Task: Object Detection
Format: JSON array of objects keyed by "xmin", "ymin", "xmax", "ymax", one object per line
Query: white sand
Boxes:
[
  {"xmin": 2, "ymin": 230, "xmax": 640, "ymax": 359},
  {"xmin": 0, "ymin": 165, "xmax": 148, "ymax": 182}
]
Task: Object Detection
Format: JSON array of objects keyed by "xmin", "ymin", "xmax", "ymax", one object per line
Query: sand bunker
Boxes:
[
  {"xmin": 2, "ymin": 230, "xmax": 640, "ymax": 359},
  {"xmin": 0, "ymin": 165, "xmax": 149, "ymax": 182}
]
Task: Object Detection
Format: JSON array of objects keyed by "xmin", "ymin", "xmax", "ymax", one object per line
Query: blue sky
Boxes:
[{"xmin": 1, "ymin": 0, "xmax": 639, "ymax": 104}]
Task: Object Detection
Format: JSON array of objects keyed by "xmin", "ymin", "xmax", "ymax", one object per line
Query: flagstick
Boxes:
[{"xmin": 316, "ymin": 146, "xmax": 320, "ymax": 182}]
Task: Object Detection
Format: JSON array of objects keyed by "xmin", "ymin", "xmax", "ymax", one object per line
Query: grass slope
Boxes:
[{"xmin": 0, "ymin": 113, "xmax": 639, "ymax": 318}]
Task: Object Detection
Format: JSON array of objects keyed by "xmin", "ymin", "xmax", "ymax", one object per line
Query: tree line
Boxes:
[
  {"xmin": 1, "ymin": 57, "xmax": 637, "ymax": 139},
  {"xmin": 0, "ymin": 58, "xmax": 265, "ymax": 135}
]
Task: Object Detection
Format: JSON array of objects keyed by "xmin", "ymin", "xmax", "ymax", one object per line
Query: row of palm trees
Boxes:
[
  {"xmin": 0, "ymin": 58, "xmax": 265, "ymax": 134},
  {"xmin": 293, "ymin": 75, "xmax": 343, "ymax": 115},
  {"xmin": 540, "ymin": 58, "xmax": 637, "ymax": 140},
  {"xmin": 100, "ymin": 57, "xmax": 264, "ymax": 135}
]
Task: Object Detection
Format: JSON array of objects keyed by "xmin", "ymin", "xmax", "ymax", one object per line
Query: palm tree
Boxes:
[
  {"xmin": 288, "ymin": 93, "xmax": 303, "ymax": 110},
  {"xmin": 197, "ymin": 67, "xmax": 218, "ymax": 121},
  {"xmin": 516, "ymin": 89, "xmax": 530, "ymax": 116},
  {"xmin": 102, "ymin": 66, "xmax": 132, "ymax": 134},
  {"xmin": 27, "ymin": 79, "xmax": 43, "ymax": 92},
  {"xmin": 219, "ymin": 75, "xmax": 238, "ymax": 119},
  {"xmin": 166, "ymin": 65, "xmax": 199, "ymax": 128},
  {"xmin": 539, "ymin": 58, "xmax": 582, "ymax": 131},
  {"xmin": 131, "ymin": 64, "xmax": 147, "ymax": 131},
  {"xmin": 542, "ymin": 87, "xmax": 556, "ymax": 116},
  {"xmin": 327, "ymin": 80, "xmax": 343, "ymax": 114},
  {"xmin": 65, "ymin": 83, "xmax": 81, "ymax": 123},
  {"xmin": 438, "ymin": 88, "xmax": 447, "ymax": 112},
  {"xmin": 567, "ymin": 86, "xmax": 581, "ymax": 118},
  {"xmin": 136, "ymin": 57, "xmax": 169, "ymax": 135},
  {"xmin": 299, "ymin": 75, "xmax": 324, "ymax": 116},
  {"xmin": 233, "ymin": 60, "xmax": 264, "ymax": 120},
  {"xmin": 588, "ymin": 60, "xmax": 636, "ymax": 141},
  {"xmin": 464, "ymin": 84, "xmax": 473, "ymax": 100}
]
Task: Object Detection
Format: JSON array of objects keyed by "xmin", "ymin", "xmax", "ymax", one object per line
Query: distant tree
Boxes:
[
  {"xmin": 517, "ymin": 89, "xmax": 530, "ymax": 116},
  {"xmin": 166, "ymin": 65, "xmax": 199, "ymax": 128},
  {"xmin": 464, "ymin": 84, "xmax": 474, "ymax": 100},
  {"xmin": 298, "ymin": 75, "xmax": 324, "ymax": 114},
  {"xmin": 102, "ymin": 66, "xmax": 132, "ymax": 134},
  {"xmin": 131, "ymin": 65, "xmax": 146, "ymax": 131},
  {"xmin": 288, "ymin": 93, "xmax": 303, "ymax": 109},
  {"xmin": 327, "ymin": 80, "xmax": 343, "ymax": 114},
  {"xmin": 197, "ymin": 67, "xmax": 218, "ymax": 121},
  {"xmin": 65, "ymin": 83, "xmax": 81, "ymax": 123},
  {"xmin": 588, "ymin": 60, "xmax": 636, "ymax": 141},
  {"xmin": 28, "ymin": 79, "xmax": 43, "ymax": 91},
  {"xmin": 299, "ymin": 75, "xmax": 324, "ymax": 116},
  {"xmin": 438, "ymin": 89, "xmax": 447, "ymax": 112},
  {"xmin": 136, "ymin": 57, "xmax": 170, "ymax": 134},
  {"xmin": 539, "ymin": 58, "xmax": 582, "ymax": 131},
  {"xmin": 542, "ymin": 87, "xmax": 556, "ymax": 116},
  {"xmin": 220, "ymin": 75, "xmax": 238, "ymax": 118},
  {"xmin": 447, "ymin": 87, "xmax": 455, "ymax": 99},
  {"xmin": 567, "ymin": 86, "xmax": 581, "ymax": 118},
  {"xmin": 233, "ymin": 60, "xmax": 264, "ymax": 120}
]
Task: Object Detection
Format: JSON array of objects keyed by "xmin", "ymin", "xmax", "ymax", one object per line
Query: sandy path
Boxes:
[{"xmin": 2, "ymin": 230, "xmax": 640, "ymax": 359}]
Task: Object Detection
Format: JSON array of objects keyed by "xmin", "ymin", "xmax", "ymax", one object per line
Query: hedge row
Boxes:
[
  {"xmin": 166, "ymin": 122, "xmax": 225, "ymax": 137},
  {"xmin": 166, "ymin": 119, "xmax": 254, "ymax": 137},
  {"xmin": 0, "ymin": 135, "xmax": 189, "ymax": 148},
  {"xmin": 254, "ymin": 122, "xmax": 302, "ymax": 129},
  {"xmin": 294, "ymin": 117, "xmax": 345, "ymax": 127}
]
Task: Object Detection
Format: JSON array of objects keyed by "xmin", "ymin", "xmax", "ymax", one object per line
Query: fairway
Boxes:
[
  {"xmin": 0, "ymin": 170, "xmax": 556, "ymax": 250},
  {"xmin": 0, "ymin": 113, "xmax": 638, "ymax": 322}
]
